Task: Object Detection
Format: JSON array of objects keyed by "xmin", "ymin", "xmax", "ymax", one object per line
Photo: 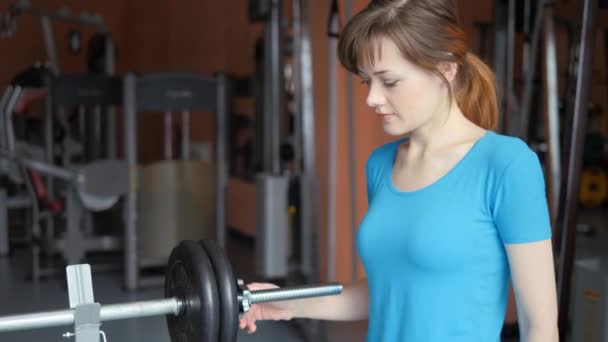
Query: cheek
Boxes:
[{"xmin": 393, "ymin": 77, "xmax": 441, "ymax": 114}]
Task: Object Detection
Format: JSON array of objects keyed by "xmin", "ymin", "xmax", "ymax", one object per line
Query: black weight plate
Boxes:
[
  {"xmin": 165, "ymin": 240, "xmax": 220, "ymax": 342},
  {"xmin": 200, "ymin": 240, "xmax": 239, "ymax": 342}
]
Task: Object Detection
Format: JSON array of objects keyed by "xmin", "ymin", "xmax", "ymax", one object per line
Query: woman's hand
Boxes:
[{"xmin": 238, "ymin": 283, "xmax": 295, "ymax": 334}]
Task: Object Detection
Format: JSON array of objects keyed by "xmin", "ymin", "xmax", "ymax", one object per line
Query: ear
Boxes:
[{"xmin": 437, "ymin": 61, "xmax": 458, "ymax": 83}]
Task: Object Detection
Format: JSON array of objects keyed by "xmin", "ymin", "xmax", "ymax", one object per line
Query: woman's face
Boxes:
[{"xmin": 359, "ymin": 37, "xmax": 450, "ymax": 136}]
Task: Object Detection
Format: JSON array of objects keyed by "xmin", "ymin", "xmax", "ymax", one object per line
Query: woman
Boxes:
[{"xmin": 240, "ymin": 0, "xmax": 559, "ymax": 341}]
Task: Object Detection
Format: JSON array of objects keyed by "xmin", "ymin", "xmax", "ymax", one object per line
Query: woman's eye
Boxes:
[
  {"xmin": 383, "ymin": 81, "xmax": 398, "ymax": 88},
  {"xmin": 360, "ymin": 79, "xmax": 371, "ymax": 86}
]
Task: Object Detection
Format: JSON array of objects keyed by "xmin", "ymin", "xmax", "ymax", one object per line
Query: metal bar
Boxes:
[
  {"xmin": 327, "ymin": 0, "xmax": 339, "ymax": 282},
  {"xmin": 105, "ymin": 37, "xmax": 116, "ymax": 159},
  {"xmin": 505, "ymin": 0, "xmax": 517, "ymax": 134},
  {"xmin": 0, "ymin": 189, "xmax": 8, "ymax": 256},
  {"xmin": 65, "ymin": 190, "xmax": 84, "ymax": 265},
  {"xmin": 92, "ymin": 106, "xmax": 102, "ymax": 160},
  {"xmin": 292, "ymin": 0, "xmax": 307, "ymax": 278},
  {"xmin": 543, "ymin": 6, "xmax": 561, "ymax": 224},
  {"xmin": 11, "ymin": 0, "xmax": 105, "ymax": 30},
  {"xmin": 78, "ymin": 105, "xmax": 86, "ymax": 144},
  {"xmin": 264, "ymin": 0, "xmax": 283, "ymax": 174},
  {"xmin": 493, "ymin": 0, "xmax": 508, "ymax": 132},
  {"xmin": 556, "ymin": 0, "xmax": 597, "ymax": 334},
  {"xmin": 345, "ymin": 0, "xmax": 358, "ymax": 282},
  {"xmin": 298, "ymin": 0, "xmax": 318, "ymax": 279},
  {"xmin": 292, "ymin": 0, "xmax": 303, "ymax": 173},
  {"xmin": 99, "ymin": 298, "xmax": 181, "ymax": 322},
  {"xmin": 519, "ymin": 0, "xmax": 547, "ymax": 141},
  {"xmin": 248, "ymin": 283, "xmax": 343, "ymax": 305},
  {"xmin": 5, "ymin": 195, "xmax": 30, "ymax": 208},
  {"xmin": 522, "ymin": 0, "xmax": 532, "ymax": 76},
  {"xmin": 19, "ymin": 161, "xmax": 40, "ymax": 271},
  {"xmin": 556, "ymin": 18, "xmax": 577, "ymax": 171},
  {"xmin": 181, "ymin": 111, "xmax": 190, "ymax": 160},
  {"xmin": 0, "ymin": 87, "xmax": 12, "ymax": 151},
  {"xmin": 18, "ymin": 157, "xmax": 77, "ymax": 181},
  {"xmin": 106, "ymin": 107, "xmax": 117, "ymax": 160},
  {"xmin": 0, "ymin": 298, "xmax": 181, "ymax": 333},
  {"xmin": 0, "ymin": 149, "xmax": 78, "ymax": 181},
  {"xmin": 123, "ymin": 73, "xmax": 138, "ymax": 291},
  {"xmin": 216, "ymin": 73, "xmax": 229, "ymax": 248},
  {"xmin": 0, "ymin": 309, "xmax": 74, "ymax": 332},
  {"xmin": 256, "ymin": 174, "xmax": 289, "ymax": 278},
  {"xmin": 164, "ymin": 111, "xmax": 173, "ymax": 160},
  {"xmin": 263, "ymin": 4, "xmax": 272, "ymax": 173},
  {"xmin": 4, "ymin": 86, "xmax": 22, "ymax": 152},
  {"xmin": 40, "ymin": 16, "xmax": 58, "ymax": 74},
  {"xmin": 43, "ymin": 75, "xmax": 55, "ymax": 248}
]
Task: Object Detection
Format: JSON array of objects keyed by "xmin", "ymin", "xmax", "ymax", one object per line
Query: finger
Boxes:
[
  {"xmin": 246, "ymin": 282, "xmax": 262, "ymax": 291},
  {"xmin": 248, "ymin": 322, "xmax": 257, "ymax": 334},
  {"xmin": 242, "ymin": 314, "xmax": 252, "ymax": 328}
]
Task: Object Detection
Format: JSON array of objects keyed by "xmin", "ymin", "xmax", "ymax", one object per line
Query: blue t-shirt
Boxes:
[{"xmin": 357, "ymin": 131, "xmax": 552, "ymax": 342}]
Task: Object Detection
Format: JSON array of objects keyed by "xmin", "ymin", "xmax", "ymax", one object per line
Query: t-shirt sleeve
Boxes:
[{"xmin": 492, "ymin": 149, "xmax": 552, "ymax": 244}]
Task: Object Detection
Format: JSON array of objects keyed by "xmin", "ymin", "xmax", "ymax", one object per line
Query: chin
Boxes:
[{"xmin": 382, "ymin": 124, "xmax": 410, "ymax": 136}]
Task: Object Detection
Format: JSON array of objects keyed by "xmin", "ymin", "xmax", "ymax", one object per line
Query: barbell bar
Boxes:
[
  {"xmin": 0, "ymin": 283, "xmax": 343, "ymax": 333},
  {"xmin": 0, "ymin": 240, "xmax": 343, "ymax": 342},
  {"xmin": 0, "ymin": 298, "xmax": 183, "ymax": 332}
]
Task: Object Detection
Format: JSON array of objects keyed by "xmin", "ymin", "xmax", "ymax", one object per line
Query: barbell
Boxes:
[{"xmin": 0, "ymin": 240, "xmax": 343, "ymax": 342}]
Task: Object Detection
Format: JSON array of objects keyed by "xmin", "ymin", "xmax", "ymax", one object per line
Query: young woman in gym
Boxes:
[{"xmin": 239, "ymin": 0, "xmax": 559, "ymax": 341}]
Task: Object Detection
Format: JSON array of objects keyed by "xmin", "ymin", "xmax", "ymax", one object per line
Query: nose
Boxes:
[{"xmin": 365, "ymin": 81, "xmax": 386, "ymax": 110}]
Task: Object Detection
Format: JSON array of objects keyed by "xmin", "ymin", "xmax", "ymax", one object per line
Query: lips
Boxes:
[{"xmin": 378, "ymin": 113, "xmax": 394, "ymax": 121}]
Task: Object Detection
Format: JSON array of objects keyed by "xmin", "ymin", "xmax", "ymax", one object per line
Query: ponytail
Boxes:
[{"xmin": 455, "ymin": 53, "xmax": 499, "ymax": 131}]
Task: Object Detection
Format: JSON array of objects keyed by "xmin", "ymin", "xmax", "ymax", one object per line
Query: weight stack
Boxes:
[
  {"xmin": 571, "ymin": 257, "xmax": 608, "ymax": 341},
  {"xmin": 256, "ymin": 174, "xmax": 289, "ymax": 278}
]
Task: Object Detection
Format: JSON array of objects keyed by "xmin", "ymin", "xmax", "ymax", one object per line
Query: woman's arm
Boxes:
[
  {"xmin": 239, "ymin": 278, "xmax": 370, "ymax": 334},
  {"xmin": 505, "ymin": 239, "xmax": 559, "ymax": 342}
]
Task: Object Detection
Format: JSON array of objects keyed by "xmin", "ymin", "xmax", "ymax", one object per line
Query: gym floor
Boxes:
[{"xmin": 1, "ymin": 208, "xmax": 606, "ymax": 342}]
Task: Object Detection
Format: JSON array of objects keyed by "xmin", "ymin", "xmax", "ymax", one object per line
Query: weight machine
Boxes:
[
  {"xmin": 249, "ymin": 0, "xmax": 320, "ymax": 286},
  {"xmin": 0, "ymin": 1, "xmax": 119, "ymax": 259},
  {"xmin": 0, "ymin": 73, "xmax": 128, "ymax": 280},
  {"xmin": 0, "ymin": 0, "xmax": 116, "ymax": 160},
  {"xmin": 0, "ymin": 0, "xmax": 114, "ymax": 76},
  {"xmin": 122, "ymin": 72, "xmax": 231, "ymax": 291},
  {"xmin": 493, "ymin": 0, "xmax": 604, "ymax": 339},
  {"xmin": 0, "ymin": 0, "xmax": 119, "ymax": 161}
]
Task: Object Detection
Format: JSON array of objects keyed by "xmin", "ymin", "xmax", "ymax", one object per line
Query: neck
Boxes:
[{"xmin": 407, "ymin": 103, "xmax": 467, "ymax": 153}]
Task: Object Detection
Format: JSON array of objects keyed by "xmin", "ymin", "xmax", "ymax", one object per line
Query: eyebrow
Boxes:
[{"xmin": 359, "ymin": 70, "xmax": 392, "ymax": 77}]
